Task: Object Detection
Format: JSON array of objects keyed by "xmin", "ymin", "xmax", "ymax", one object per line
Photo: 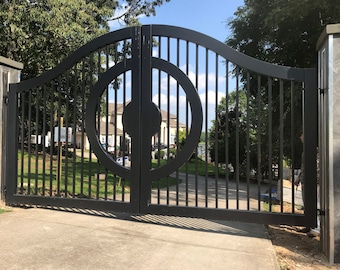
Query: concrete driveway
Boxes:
[{"xmin": 0, "ymin": 207, "xmax": 279, "ymax": 270}]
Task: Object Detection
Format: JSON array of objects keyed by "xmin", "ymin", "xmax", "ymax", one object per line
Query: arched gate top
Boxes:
[{"xmin": 14, "ymin": 24, "xmax": 310, "ymax": 90}]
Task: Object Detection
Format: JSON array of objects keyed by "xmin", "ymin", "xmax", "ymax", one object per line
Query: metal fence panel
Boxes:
[{"xmin": 6, "ymin": 25, "xmax": 317, "ymax": 226}]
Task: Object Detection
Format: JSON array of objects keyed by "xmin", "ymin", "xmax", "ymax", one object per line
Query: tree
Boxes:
[
  {"xmin": 226, "ymin": 0, "xmax": 340, "ymax": 68},
  {"xmin": 0, "ymin": 0, "xmax": 170, "ymax": 79},
  {"xmin": 225, "ymin": 0, "xmax": 340, "ymax": 170},
  {"xmin": 209, "ymin": 91, "xmax": 248, "ymax": 171},
  {"xmin": 175, "ymin": 129, "xmax": 197, "ymax": 160},
  {"xmin": 175, "ymin": 129, "xmax": 187, "ymax": 150},
  {"xmin": 1, "ymin": 0, "xmax": 170, "ymax": 151}
]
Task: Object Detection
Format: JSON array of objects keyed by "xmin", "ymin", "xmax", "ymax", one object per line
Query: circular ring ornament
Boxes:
[{"xmin": 86, "ymin": 58, "xmax": 203, "ymax": 181}]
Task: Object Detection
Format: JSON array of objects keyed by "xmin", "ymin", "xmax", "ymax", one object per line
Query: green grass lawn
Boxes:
[
  {"xmin": 0, "ymin": 206, "xmax": 11, "ymax": 214},
  {"xmin": 16, "ymin": 151, "xmax": 227, "ymax": 200},
  {"xmin": 152, "ymin": 157, "xmax": 227, "ymax": 177},
  {"xmin": 17, "ymin": 151, "xmax": 126, "ymax": 198},
  {"xmin": 17, "ymin": 151, "xmax": 181, "ymax": 198}
]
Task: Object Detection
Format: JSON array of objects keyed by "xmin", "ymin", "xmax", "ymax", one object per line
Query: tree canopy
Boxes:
[
  {"xmin": 0, "ymin": 0, "xmax": 170, "ymax": 79},
  {"xmin": 226, "ymin": 0, "xmax": 340, "ymax": 67},
  {"xmin": 210, "ymin": 1, "xmax": 340, "ymax": 175},
  {"xmin": 209, "ymin": 91, "xmax": 248, "ymax": 170}
]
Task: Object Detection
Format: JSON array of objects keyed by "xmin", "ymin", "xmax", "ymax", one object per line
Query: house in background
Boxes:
[
  {"xmin": 96, "ymin": 103, "xmax": 129, "ymax": 156},
  {"xmin": 154, "ymin": 110, "xmax": 186, "ymax": 147},
  {"xmin": 75, "ymin": 102, "xmax": 186, "ymax": 154},
  {"xmin": 75, "ymin": 103, "xmax": 126, "ymax": 154}
]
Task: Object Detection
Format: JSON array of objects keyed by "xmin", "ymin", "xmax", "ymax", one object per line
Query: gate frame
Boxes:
[{"xmin": 5, "ymin": 25, "xmax": 318, "ymax": 227}]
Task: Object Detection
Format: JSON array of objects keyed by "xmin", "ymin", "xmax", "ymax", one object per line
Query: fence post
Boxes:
[
  {"xmin": 316, "ymin": 24, "xmax": 340, "ymax": 264},
  {"xmin": 0, "ymin": 57, "xmax": 23, "ymax": 204}
]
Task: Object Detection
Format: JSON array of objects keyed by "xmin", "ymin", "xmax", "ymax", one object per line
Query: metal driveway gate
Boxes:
[{"xmin": 6, "ymin": 25, "xmax": 317, "ymax": 226}]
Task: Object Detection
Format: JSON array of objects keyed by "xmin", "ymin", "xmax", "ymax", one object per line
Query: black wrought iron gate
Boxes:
[{"xmin": 6, "ymin": 25, "xmax": 317, "ymax": 226}]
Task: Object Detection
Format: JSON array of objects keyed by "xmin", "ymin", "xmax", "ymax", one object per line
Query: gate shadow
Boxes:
[{"xmin": 30, "ymin": 205, "xmax": 269, "ymax": 239}]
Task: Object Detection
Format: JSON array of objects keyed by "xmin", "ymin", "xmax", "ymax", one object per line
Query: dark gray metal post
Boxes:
[
  {"xmin": 316, "ymin": 23, "xmax": 340, "ymax": 264},
  {"xmin": 0, "ymin": 57, "xmax": 23, "ymax": 204}
]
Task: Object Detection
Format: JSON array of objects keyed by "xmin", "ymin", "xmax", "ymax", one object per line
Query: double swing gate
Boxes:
[{"xmin": 6, "ymin": 25, "xmax": 317, "ymax": 226}]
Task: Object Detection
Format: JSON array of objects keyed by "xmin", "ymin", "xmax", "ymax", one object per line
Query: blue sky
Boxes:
[
  {"xmin": 111, "ymin": 0, "xmax": 244, "ymax": 42},
  {"xmin": 108, "ymin": 1, "xmax": 245, "ymax": 130}
]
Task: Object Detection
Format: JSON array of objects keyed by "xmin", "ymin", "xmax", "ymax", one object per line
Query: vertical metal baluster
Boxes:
[
  {"xmin": 34, "ymin": 88, "xmax": 39, "ymax": 195},
  {"xmin": 225, "ymin": 62, "xmax": 229, "ymax": 209},
  {"xmin": 42, "ymin": 86, "xmax": 46, "ymax": 196},
  {"xmin": 167, "ymin": 37, "xmax": 170, "ymax": 205},
  {"xmin": 50, "ymin": 82, "xmax": 55, "ymax": 196},
  {"xmin": 105, "ymin": 45, "xmax": 109, "ymax": 201},
  {"xmin": 10, "ymin": 88, "xmax": 16, "ymax": 193},
  {"xmin": 65, "ymin": 70, "xmax": 70, "ymax": 198},
  {"xmin": 122, "ymin": 43, "xmax": 127, "ymax": 201},
  {"xmin": 113, "ymin": 45, "xmax": 118, "ymax": 200},
  {"xmin": 235, "ymin": 67, "xmax": 240, "ymax": 209},
  {"xmin": 205, "ymin": 47, "xmax": 209, "ymax": 208},
  {"xmin": 112, "ymin": 42, "xmax": 118, "ymax": 201},
  {"xmin": 122, "ymin": 63, "xmax": 127, "ymax": 201},
  {"xmin": 96, "ymin": 92, "xmax": 101, "ymax": 200},
  {"xmin": 176, "ymin": 38, "xmax": 180, "ymax": 206},
  {"xmin": 96, "ymin": 49, "xmax": 101, "ymax": 200},
  {"xmin": 257, "ymin": 75, "xmax": 262, "ymax": 210},
  {"xmin": 157, "ymin": 36, "xmax": 161, "ymax": 204},
  {"xmin": 80, "ymin": 60, "xmax": 86, "ymax": 197},
  {"xmin": 185, "ymin": 40, "xmax": 190, "ymax": 207},
  {"xmin": 246, "ymin": 72, "xmax": 251, "ymax": 210},
  {"xmin": 195, "ymin": 43, "xmax": 199, "ymax": 207},
  {"xmin": 290, "ymin": 81, "xmax": 295, "ymax": 212},
  {"xmin": 301, "ymin": 80, "xmax": 306, "ymax": 214},
  {"xmin": 193, "ymin": 44, "xmax": 199, "ymax": 208},
  {"xmin": 268, "ymin": 77, "xmax": 273, "ymax": 211},
  {"xmin": 167, "ymin": 37, "xmax": 171, "ymax": 163},
  {"xmin": 112, "ymin": 77, "xmax": 117, "ymax": 200},
  {"xmin": 88, "ymin": 54, "xmax": 93, "ymax": 198},
  {"xmin": 214, "ymin": 53, "xmax": 219, "ymax": 208},
  {"xmin": 279, "ymin": 79, "xmax": 284, "ymax": 212},
  {"xmin": 57, "ymin": 76, "xmax": 62, "ymax": 197},
  {"xmin": 27, "ymin": 91, "xmax": 32, "ymax": 194},
  {"xmin": 72, "ymin": 66, "xmax": 78, "ymax": 198},
  {"xmin": 20, "ymin": 92, "xmax": 25, "ymax": 194}
]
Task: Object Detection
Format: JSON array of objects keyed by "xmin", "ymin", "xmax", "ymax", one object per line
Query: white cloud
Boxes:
[
  {"xmin": 152, "ymin": 93, "xmax": 186, "ymax": 108},
  {"xmin": 177, "ymin": 64, "xmax": 226, "ymax": 93},
  {"xmin": 108, "ymin": 3, "xmax": 147, "ymax": 31},
  {"xmin": 199, "ymin": 90, "xmax": 225, "ymax": 106},
  {"xmin": 159, "ymin": 75, "xmax": 178, "ymax": 90},
  {"xmin": 152, "ymin": 89, "xmax": 225, "ymax": 111},
  {"xmin": 152, "ymin": 48, "xmax": 159, "ymax": 57},
  {"xmin": 108, "ymin": 8, "xmax": 126, "ymax": 31}
]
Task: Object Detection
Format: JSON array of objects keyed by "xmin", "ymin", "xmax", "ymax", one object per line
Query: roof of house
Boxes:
[
  {"xmin": 160, "ymin": 110, "xmax": 186, "ymax": 128},
  {"xmin": 99, "ymin": 121, "xmax": 123, "ymax": 136}
]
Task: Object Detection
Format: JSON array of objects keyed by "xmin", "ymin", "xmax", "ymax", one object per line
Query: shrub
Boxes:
[{"xmin": 155, "ymin": 150, "xmax": 165, "ymax": 159}]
